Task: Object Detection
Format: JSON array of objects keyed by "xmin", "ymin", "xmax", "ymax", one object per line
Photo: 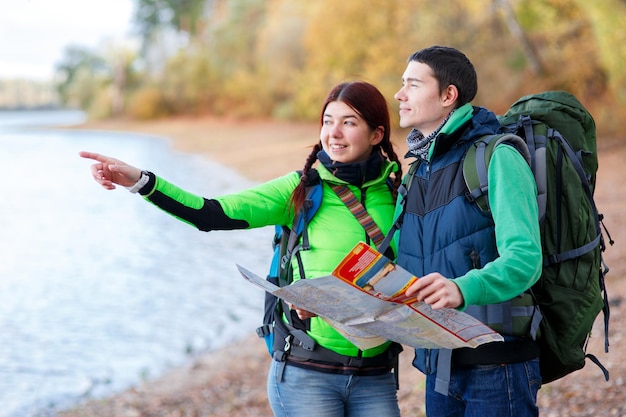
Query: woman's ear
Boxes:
[{"xmin": 371, "ymin": 126, "xmax": 384, "ymax": 146}]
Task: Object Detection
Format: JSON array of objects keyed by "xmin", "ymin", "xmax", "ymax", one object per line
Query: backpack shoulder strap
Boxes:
[
  {"xmin": 463, "ymin": 133, "xmax": 531, "ymax": 213},
  {"xmin": 291, "ymin": 169, "xmax": 323, "ymax": 247},
  {"xmin": 279, "ymin": 169, "xmax": 323, "ymax": 284},
  {"xmin": 377, "ymin": 159, "xmax": 420, "ymax": 254},
  {"xmin": 330, "ymin": 184, "xmax": 386, "ymax": 248}
]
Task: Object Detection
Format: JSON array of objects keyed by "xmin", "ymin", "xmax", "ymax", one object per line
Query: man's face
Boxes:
[{"xmin": 394, "ymin": 61, "xmax": 450, "ymax": 136}]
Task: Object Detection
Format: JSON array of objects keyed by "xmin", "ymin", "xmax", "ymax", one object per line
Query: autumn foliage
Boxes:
[{"xmin": 56, "ymin": 0, "xmax": 626, "ymax": 139}]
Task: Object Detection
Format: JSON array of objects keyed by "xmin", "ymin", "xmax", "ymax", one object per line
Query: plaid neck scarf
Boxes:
[{"xmin": 406, "ymin": 109, "xmax": 456, "ymax": 160}]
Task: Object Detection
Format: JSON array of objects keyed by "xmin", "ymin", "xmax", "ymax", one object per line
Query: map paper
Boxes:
[{"xmin": 237, "ymin": 242, "xmax": 503, "ymax": 350}]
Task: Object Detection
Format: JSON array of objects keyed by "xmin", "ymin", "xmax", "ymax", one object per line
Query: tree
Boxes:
[
  {"xmin": 54, "ymin": 46, "xmax": 108, "ymax": 109},
  {"xmin": 573, "ymin": 0, "xmax": 626, "ymax": 103},
  {"xmin": 495, "ymin": 0, "xmax": 544, "ymax": 75},
  {"xmin": 101, "ymin": 44, "xmax": 139, "ymax": 116},
  {"xmin": 133, "ymin": 0, "xmax": 206, "ymax": 43}
]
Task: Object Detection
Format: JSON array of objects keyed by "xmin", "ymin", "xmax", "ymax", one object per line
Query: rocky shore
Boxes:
[{"xmin": 59, "ymin": 117, "xmax": 625, "ymax": 416}]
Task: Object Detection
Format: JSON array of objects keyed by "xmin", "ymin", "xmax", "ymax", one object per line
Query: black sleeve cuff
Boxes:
[{"xmin": 138, "ymin": 171, "xmax": 157, "ymax": 196}]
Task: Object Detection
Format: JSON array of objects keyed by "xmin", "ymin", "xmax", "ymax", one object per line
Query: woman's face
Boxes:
[{"xmin": 320, "ymin": 101, "xmax": 383, "ymax": 163}]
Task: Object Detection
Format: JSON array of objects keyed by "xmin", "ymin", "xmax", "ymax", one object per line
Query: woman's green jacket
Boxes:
[{"xmin": 139, "ymin": 161, "xmax": 398, "ymax": 358}]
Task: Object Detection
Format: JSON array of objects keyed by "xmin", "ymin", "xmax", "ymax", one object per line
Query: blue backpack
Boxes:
[{"xmin": 255, "ymin": 170, "xmax": 323, "ymax": 355}]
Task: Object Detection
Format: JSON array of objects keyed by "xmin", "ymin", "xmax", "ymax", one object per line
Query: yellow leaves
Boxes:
[
  {"xmin": 574, "ymin": 0, "xmax": 626, "ymax": 102},
  {"xmin": 133, "ymin": 0, "xmax": 626, "ymax": 123}
]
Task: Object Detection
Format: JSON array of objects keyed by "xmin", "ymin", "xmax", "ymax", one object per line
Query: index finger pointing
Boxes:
[{"xmin": 79, "ymin": 151, "xmax": 106, "ymax": 162}]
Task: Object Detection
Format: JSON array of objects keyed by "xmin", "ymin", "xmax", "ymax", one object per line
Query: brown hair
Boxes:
[{"xmin": 291, "ymin": 81, "xmax": 403, "ymax": 213}]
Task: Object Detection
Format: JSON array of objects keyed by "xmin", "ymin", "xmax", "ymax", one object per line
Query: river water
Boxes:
[{"xmin": 0, "ymin": 111, "xmax": 271, "ymax": 416}]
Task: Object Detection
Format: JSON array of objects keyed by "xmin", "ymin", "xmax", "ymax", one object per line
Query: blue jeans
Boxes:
[
  {"xmin": 425, "ymin": 358, "xmax": 542, "ymax": 417},
  {"xmin": 267, "ymin": 359, "xmax": 401, "ymax": 417}
]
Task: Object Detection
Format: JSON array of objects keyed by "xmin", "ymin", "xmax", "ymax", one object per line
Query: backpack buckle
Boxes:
[{"xmin": 256, "ymin": 324, "xmax": 272, "ymax": 338}]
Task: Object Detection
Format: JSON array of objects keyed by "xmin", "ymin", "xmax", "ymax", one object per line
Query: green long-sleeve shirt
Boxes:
[{"xmin": 455, "ymin": 144, "xmax": 541, "ymax": 309}]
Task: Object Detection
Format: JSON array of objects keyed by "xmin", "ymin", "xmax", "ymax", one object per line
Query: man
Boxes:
[{"xmin": 394, "ymin": 46, "xmax": 543, "ymax": 416}]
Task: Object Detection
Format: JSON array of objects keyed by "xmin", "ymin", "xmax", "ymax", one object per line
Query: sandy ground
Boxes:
[{"xmin": 58, "ymin": 117, "xmax": 625, "ymax": 417}]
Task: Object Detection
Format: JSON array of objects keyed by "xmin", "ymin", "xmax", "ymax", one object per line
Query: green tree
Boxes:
[
  {"xmin": 574, "ymin": 0, "xmax": 626, "ymax": 103},
  {"xmin": 160, "ymin": 45, "xmax": 218, "ymax": 114},
  {"xmin": 134, "ymin": 0, "xmax": 206, "ymax": 42},
  {"xmin": 203, "ymin": 0, "xmax": 271, "ymax": 116},
  {"xmin": 513, "ymin": 0, "xmax": 608, "ymax": 101},
  {"xmin": 55, "ymin": 46, "xmax": 108, "ymax": 109},
  {"xmin": 205, "ymin": 0, "xmax": 266, "ymax": 75},
  {"xmin": 101, "ymin": 43, "xmax": 139, "ymax": 116}
]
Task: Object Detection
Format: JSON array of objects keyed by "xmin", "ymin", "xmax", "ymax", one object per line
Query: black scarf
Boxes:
[{"xmin": 317, "ymin": 149, "xmax": 384, "ymax": 186}]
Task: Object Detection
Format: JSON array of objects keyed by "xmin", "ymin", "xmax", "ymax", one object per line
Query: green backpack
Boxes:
[{"xmin": 463, "ymin": 91, "xmax": 613, "ymax": 383}]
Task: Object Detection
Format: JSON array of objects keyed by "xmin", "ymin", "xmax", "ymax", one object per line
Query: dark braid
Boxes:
[
  {"xmin": 290, "ymin": 142, "xmax": 322, "ymax": 214},
  {"xmin": 377, "ymin": 141, "xmax": 403, "ymax": 200}
]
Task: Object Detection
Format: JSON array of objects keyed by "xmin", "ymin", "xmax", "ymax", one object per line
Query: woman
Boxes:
[{"xmin": 80, "ymin": 81, "xmax": 404, "ymax": 417}]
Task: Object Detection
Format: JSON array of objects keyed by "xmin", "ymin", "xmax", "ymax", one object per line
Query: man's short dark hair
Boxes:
[{"xmin": 408, "ymin": 46, "xmax": 477, "ymax": 106}]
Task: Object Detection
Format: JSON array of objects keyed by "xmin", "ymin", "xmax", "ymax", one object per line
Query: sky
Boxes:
[{"xmin": 0, "ymin": 0, "xmax": 136, "ymax": 81}]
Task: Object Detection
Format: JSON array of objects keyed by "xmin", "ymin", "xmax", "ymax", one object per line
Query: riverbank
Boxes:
[{"xmin": 59, "ymin": 116, "xmax": 626, "ymax": 417}]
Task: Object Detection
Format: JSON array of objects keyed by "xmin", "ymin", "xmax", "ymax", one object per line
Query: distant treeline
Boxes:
[
  {"xmin": 0, "ymin": 105, "xmax": 63, "ymax": 111},
  {"xmin": 53, "ymin": 0, "xmax": 626, "ymax": 137},
  {"xmin": 0, "ymin": 79, "xmax": 60, "ymax": 109}
]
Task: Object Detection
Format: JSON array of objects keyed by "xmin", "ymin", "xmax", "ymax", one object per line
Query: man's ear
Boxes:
[{"xmin": 441, "ymin": 84, "xmax": 459, "ymax": 107}]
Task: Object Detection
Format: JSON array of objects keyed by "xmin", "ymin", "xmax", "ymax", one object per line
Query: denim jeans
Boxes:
[
  {"xmin": 267, "ymin": 359, "xmax": 401, "ymax": 417},
  {"xmin": 425, "ymin": 358, "xmax": 542, "ymax": 417}
]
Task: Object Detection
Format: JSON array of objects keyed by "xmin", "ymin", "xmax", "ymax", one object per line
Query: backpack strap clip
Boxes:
[
  {"xmin": 256, "ymin": 324, "xmax": 272, "ymax": 338},
  {"xmin": 272, "ymin": 333, "xmax": 293, "ymax": 363}
]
